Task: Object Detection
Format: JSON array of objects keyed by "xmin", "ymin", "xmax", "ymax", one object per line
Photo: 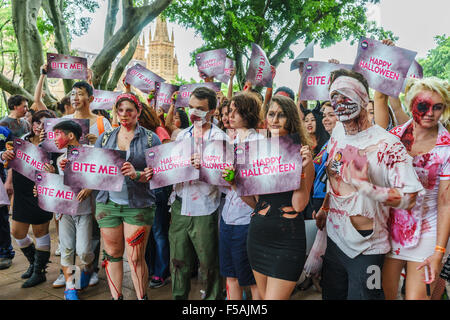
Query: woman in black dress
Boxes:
[
  {"xmin": 245, "ymin": 95, "xmax": 315, "ymax": 299},
  {"xmin": 1, "ymin": 110, "xmax": 56, "ymax": 288}
]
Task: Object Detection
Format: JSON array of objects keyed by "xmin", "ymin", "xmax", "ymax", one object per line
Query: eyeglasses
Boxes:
[{"xmin": 416, "ymin": 102, "xmax": 445, "ymax": 113}]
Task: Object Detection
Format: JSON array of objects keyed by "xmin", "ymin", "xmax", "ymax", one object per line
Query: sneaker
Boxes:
[
  {"xmin": 79, "ymin": 270, "xmax": 92, "ymax": 290},
  {"xmin": 54, "ymin": 245, "xmax": 61, "ymax": 256},
  {"xmin": 53, "ymin": 270, "xmax": 66, "ymax": 288},
  {"xmin": 0, "ymin": 257, "xmax": 12, "ymax": 270},
  {"xmin": 89, "ymin": 272, "xmax": 99, "ymax": 287},
  {"xmin": 149, "ymin": 276, "xmax": 168, "ymax": 289},
  {"xmin": 64, "ymin": 288, "xmax": 79, "ymax": 300}
]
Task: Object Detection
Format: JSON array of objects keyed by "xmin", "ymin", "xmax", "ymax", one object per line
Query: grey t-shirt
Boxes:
[{"xmin": 0, "ymin": 116, "xmax": 30, "ymax": 138}]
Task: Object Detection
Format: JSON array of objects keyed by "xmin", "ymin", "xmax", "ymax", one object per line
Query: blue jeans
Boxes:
[
  {"xmin": 0, "ymin": 205, "xmax": 14, "ymax": 259},
  {"xmin": 145, "ymin": 186, "xmax": 170, "ymax": 279}
]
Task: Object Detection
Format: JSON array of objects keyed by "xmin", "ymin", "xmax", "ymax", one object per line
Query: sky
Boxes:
[{"xmin": 72, "ymin": 0, "xmax": 450, "ymax": 90}]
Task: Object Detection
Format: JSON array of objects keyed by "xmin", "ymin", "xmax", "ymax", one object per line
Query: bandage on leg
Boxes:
[{"xmin": 126, "ymin": 227, "xmax": 147, "ymax": 300}]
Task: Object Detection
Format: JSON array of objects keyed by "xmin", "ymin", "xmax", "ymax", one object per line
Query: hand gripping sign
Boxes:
[
  {"xmin": 8, "ymin": 139, "xmax": 50, "ymax": 181},
  {"xmin": 216, "ymin": 58, "xmax": 235, "ymax": 84},
  {"xmin": 46, "ymin": 53, "xmax": 88, "ymax": 80},
  {"xmin": 124, "ymin": 63, "xmax": 166, "ymax": 94},
  {"xmin": 352, "ymin": 38, "xmax": 417, "ymax": 97},
  {"xmin": 235, "ymin": 134, "xmax": 302, "ymax": 196},
  {"xmin": 64, "ymin": 146, "xmax": 126, "ymax": 192}
]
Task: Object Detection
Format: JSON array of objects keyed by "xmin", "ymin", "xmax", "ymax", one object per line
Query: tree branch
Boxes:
[{"xmin": 0, "ymin": 72, "xmax": 33, "ymax": 101}]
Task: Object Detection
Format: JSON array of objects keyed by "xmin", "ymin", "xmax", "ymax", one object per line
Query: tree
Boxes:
[
  {"xmin": 164, "ymin": 0, "xmax": 396, "ymax": 88},
  {"xmin": 418, "ymin": 35, "xmax": 450, "ymax": 81}
]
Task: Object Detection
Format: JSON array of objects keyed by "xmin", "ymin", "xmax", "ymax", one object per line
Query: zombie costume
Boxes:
[
  {"xmin": 388, "ymin": 120, "xmax": 450, "ymax": 261},
  {"xmin": 169, "ymin": 123, "xmax": 228, "ymax": 300}
]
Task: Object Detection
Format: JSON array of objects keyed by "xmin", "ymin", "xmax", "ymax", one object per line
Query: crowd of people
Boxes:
[{"xmin": 0, "ymin": 41, "xmax": 448, "ymax": 301}]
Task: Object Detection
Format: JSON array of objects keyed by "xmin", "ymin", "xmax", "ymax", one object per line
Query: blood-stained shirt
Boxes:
[
  {"xmin": 325, "ymin": 122, "xmax": 423, "ymax": 258},
  {"xmin": 388, "ymin": 120, "xmax": 450, "ymax": 253}
]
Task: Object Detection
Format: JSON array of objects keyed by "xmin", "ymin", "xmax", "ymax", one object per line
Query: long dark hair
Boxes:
[
  {"xmin": 28, "ymin": 110, "xmax": 56, "ymax": 139},
  {"xmin": 303, "ymin": 109, "xmax": 329, "ymax": 156},
  {"xmin": 176, "ymin": 108, "xmax": 189, "ymax": 129}
]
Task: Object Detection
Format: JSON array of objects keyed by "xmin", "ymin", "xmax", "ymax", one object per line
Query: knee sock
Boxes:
[
  {"xmin": 35, "ymin": 233, "xmax": 51, "ymax": 251},
  {"xmin": 15, "ymin": 235, "xmax": 33, "ymax": 248}
]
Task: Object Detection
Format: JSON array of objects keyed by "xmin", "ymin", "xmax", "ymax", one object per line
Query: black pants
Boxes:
[
  {"xmin": 0, "ymin": 205, "xmax": 14, "ymax": 258},
  {"xmin": 321, "ymin": 236, "xmax": 385, "ymax": 300}
]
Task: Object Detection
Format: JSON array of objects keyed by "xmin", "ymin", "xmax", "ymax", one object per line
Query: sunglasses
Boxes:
[{"xmin": 416, "ymin": 102, "xmax": 445, "ymax": 113}]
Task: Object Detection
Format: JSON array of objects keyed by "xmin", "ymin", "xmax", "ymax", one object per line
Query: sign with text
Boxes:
[
  {"xmin": 196, "ymin": 49, "xmax": 227, "ymax": 78},
  {"xmin": 235, "ymin": 134, "xmax": 302, "ymax": 196},
  {"xmin": 145, "ymin": 138, "xmax": 198, "ymax": 189},
  {"xmin": 401, "ymin": 60, "xmax": 423, "ymax": 92},
  {"xmin": 300, "ymin": 61, "xmax": 353, "ymax": 100},
  {"xmin": 41, "ymin": 118, "xmax": 90, "ymax": 153},
  {"xmin": 246, "ymin": 43, "xmax": 274, "ymax": 88},
  {"xmin": 9, "ymin": 139, "xmax": 50, "ymax": 181},
  {"xmin": 155, "ymin": 82, "xmax": 180, "ymax": 113},
  {"xmin": 46, "ymin": 53, "xmax": 88, "ymax": 80},
  {"xmin": 91, "ymin": 90, "xmax": 122, "ymax": 110},
  {"xmin": 175, "ymin": 82, "xmax": 221, "ymax": 108},
  {"xmin": 64, "ymin": 146, "xmax": 126, "ymax": 192},
  {"xmin": 352, "ymin": 38, "xmax": 417, "ymax": 97},
  {"xmin": 290, "ymin": 41, "xmax": 315, "ymax": 71},
  {"xmin": 125, "ymin": 63, "xmax": 166, "ymax": 94},
  {"xmin": 199, "ymin": 139, "xmax": 234, "ymax": 186},
  {"xmin": 216, "ymin": 58, "xmax": 235, "ymax": 84},
  {"xmin": 36, "ymin": 172, "xmax": 80, "ymax": 215}
]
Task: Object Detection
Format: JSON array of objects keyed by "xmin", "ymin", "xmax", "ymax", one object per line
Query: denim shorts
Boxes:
[
  {"xmin": 95, "ymin": 201, "xmax": 155, "ymax": 228},
  {"xmin": 219, "ymin": 216, "xmax": 255, "ymax": 286}
]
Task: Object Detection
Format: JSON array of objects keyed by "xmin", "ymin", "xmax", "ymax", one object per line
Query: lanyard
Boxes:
[{"xmin": 186, "ymin": 123, "xmax": 213, "ymax": 140}]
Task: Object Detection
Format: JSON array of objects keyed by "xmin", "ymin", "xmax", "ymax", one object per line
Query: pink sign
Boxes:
[
  {"xmin": 290, "ymin": 41, "xmax": 315, "ymax": 71},
  {"xmin": 216, "ymin": 58, "xmax": 235, "ymax": 84},
  {"xmin": 9, "ymin": 139, "xmax": 50, "ymax": 181},
  {"xmin": 199, "ymin": 139, "xmax": 234, "ymax": 186},
  {"xmin": 402, "ymin": 60, "xmax": 423, "ymax": 92},
  {"xmin": 245, "ymin": 43, "xmax": 274, "ymax": 88},
  {"xmin": 125, "ymin": 63, "xmax": 166, "ymax": 94},
  {"xmin": 196, "ymin": 49, "xmax": 227, "ymax": 78},
  {"xmin": 352, "ymin": 38, "xmax": 417, "ymax": 97},
  {"xmin": 46, "ymin": 53, "xmax": 88, "ymax": 80},
  {"xmin": 64, "ymin": 146, "xmax": 126, "ymax": 192},
  {"xmin": 175, "ymin": 82, "xmax": 221, "ymax": 109},
  {"xmin": 235, "ymin": 134, "xmax": 302, "ymax": 196},
  {"xmin": 35, "ymin": 172, "xmax": 79, "ymax": 215},
  {"xmin": 145, "ymin": 138, "xmax": 198, "ymax": 189},
  {"xmin": 91, "ymin": 90, "xmax": 122, "ymax": 110},
  {"xmin": 155, "ymin": 82, "xmax": 180, "ymax": 113},
  {"xmin": 300, "ymin": 61, "xmax": 353, "ymax": 100}
]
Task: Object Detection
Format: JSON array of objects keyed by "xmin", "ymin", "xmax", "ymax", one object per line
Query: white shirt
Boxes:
[
  {"xmin": 221, "ymin": 129, "xmax": 264, "ymax": 225},
  {"xmin": 173, "ymin": 123, "xmax": 230, "ymax": 216},
  {"xmin": 325, "ymin": 122, "xmax": 424, "ymax": 258}
]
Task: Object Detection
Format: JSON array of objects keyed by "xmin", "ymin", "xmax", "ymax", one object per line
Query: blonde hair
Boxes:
[{"xmin": 404, "ymin": 78, "xmax": 449, "ymax": 125}]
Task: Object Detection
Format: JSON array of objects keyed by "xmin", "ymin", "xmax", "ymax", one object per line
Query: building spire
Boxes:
[{"xmin": 154, "ymin": 16, "xmax": 169, "ymax": 42}]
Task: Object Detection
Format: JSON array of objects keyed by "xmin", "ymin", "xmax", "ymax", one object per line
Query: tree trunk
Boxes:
[
  {"xmin": 232, "ymin": 47, "xmax": 245, "ymax": 90},
  {"xmin": 106, "ymin": 33, "xmax": 139, "ymax": 91},
  {"xmin": 91, "ymin": 0, "xmax": 172, "ymax": 88},
  {"xmin": 42, "ymin": 0, "xmax": 73, "ymax": 94}
]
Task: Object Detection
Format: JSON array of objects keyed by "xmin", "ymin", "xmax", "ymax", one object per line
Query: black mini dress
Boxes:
[{"xmin": 247, "ymin": 191, "xmax": 306, "ymax": 282}]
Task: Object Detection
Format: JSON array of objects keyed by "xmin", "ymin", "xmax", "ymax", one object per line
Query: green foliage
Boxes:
[
  {"xmin": 417, "ymin": 35, "xmax": 450, "ymax": 81},
  {"xmin": 170, "ymin": 74, "xmax": 201, "ymax": 85},
  {"xmin": 164, "ymin": 0, "xmax": 396, "ymax": 85}
]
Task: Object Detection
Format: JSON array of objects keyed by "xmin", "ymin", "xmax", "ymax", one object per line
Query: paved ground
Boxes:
[{"xmin": 0, "ymin": 216, "xmax": 322, "ymax": 300}]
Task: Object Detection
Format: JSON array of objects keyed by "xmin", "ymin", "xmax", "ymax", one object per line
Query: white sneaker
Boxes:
[
  {"xmin": 55, "ymin": 245, "xmax": 61, "ymax": 256},
  {"xmin": 89, "ymin": 272, "xmax": 99, "ymax": 287},
  {"xmin": 53, "ymin": 271, "xmax": 66, "ymax": 288}
]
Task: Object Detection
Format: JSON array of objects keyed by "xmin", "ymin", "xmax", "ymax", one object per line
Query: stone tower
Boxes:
[{"xmin": 147, "ymin": 16, "xmax": 179, "ymax": 82}]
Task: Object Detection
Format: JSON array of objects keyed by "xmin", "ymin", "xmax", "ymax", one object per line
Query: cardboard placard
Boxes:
[
  {"xmin": 46, "ymin": 53, "xmax": 88, "ymax": 80},
  {"xmin": 41, "ymin": 118, "xmax": 90, "ymax": 153},
  {"xmin": 174, "ymin": 82, "xmax": 221, "ymax": 109},
  {"xmin": 125, "ymin": 63, "xmax": 166, "ymax": 94},
  {"xmin": 216, "ymin": 58, "xmax": 235, "ymax": 84},
  {"xmin": 245, "ymin": 43, "xmax": 274, "ymax": 88},
  {"xmin": 196, "ymin": 49, "xmax": 227, "ymax": 78},
  {"xmin": 290, "ymin": 41, "xmax": 315, "ymax": 71},
  {"xmin": 91, "ymin": 90, "xmax": 122, "ymax": 110},
  {"xmin": 155, "ymin": 82, "xmax": 180, "ymax": 113},
  {"xmin": 9, "ymin": 139, "xmax": 50, "ymax": 181},
  {"xmin": 199, "ymin": 139, "xmax": 234, "ymax": 186}
]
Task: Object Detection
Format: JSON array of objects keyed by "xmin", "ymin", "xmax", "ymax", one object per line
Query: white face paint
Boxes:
[
  {"xmin": 330, "ymin": 92, "xmax": 361, "ymax": 121},
  {"xmin": 189, "ymin": 108, "xmax": 209, "ymax": 125}
]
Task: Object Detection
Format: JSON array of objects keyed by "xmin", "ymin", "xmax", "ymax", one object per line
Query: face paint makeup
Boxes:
[
  {"xmin": 330, "ymin": 92, "xmax": 362, "ymax": 121},
  {"xmin": 189, "ymin": 108, "xmax": 208, "ymax": 125},
  {"xmin": 54, "ymin": 130, "xmax": 70, "ymax": 149},
  {"xmin": 411, "ymin": 92, "xmax": 445, "ymax": 125}
]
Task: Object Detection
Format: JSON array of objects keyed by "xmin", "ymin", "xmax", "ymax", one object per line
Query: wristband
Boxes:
[
  {"xmin": 41, "ymin": 69, "xmax": 47, "ymax": 75},
  {"xmin": 321, "ymin": 207, "xmax": 330, "ymax": 212},
  {"xmin": 112, "ymin": 123, "xmax": 119, "ymax": 128},
  {"xmin": 133, "ymin": 171, "xmax": 141, "ymax": 181},
  {"xmin": 301, "ymin": 173, "xmax": 306, "ymax": 178},
  {"xmin": 435, "ymin": 246, "xmax": 446, "ymax": 253}
]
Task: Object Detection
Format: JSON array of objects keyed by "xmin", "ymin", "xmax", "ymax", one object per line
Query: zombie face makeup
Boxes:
[
  {"xmin": 117, "ymin": 100, "xmax": 140, "ymax": 131},
  {"xmin": 411, "ymin": 90, "xmax": 445, "ymax": 127},
  {"xmin": 188, "ymin": 95, "xmax": 211, "ymax": 126},
  {"xmin": 330, "ymin": 92, "xmax": 361, "ymax": 121},
  {"xmin": 32, "ymin": 117, "xmax": 46, "ymax": 137},
  {"xmin": 54, "ymin": 129, "xmax": 70, "ymax": 149},
  {"xmin": 266, "ymin": 102, "xmax": 288, "ymax": 136}
]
